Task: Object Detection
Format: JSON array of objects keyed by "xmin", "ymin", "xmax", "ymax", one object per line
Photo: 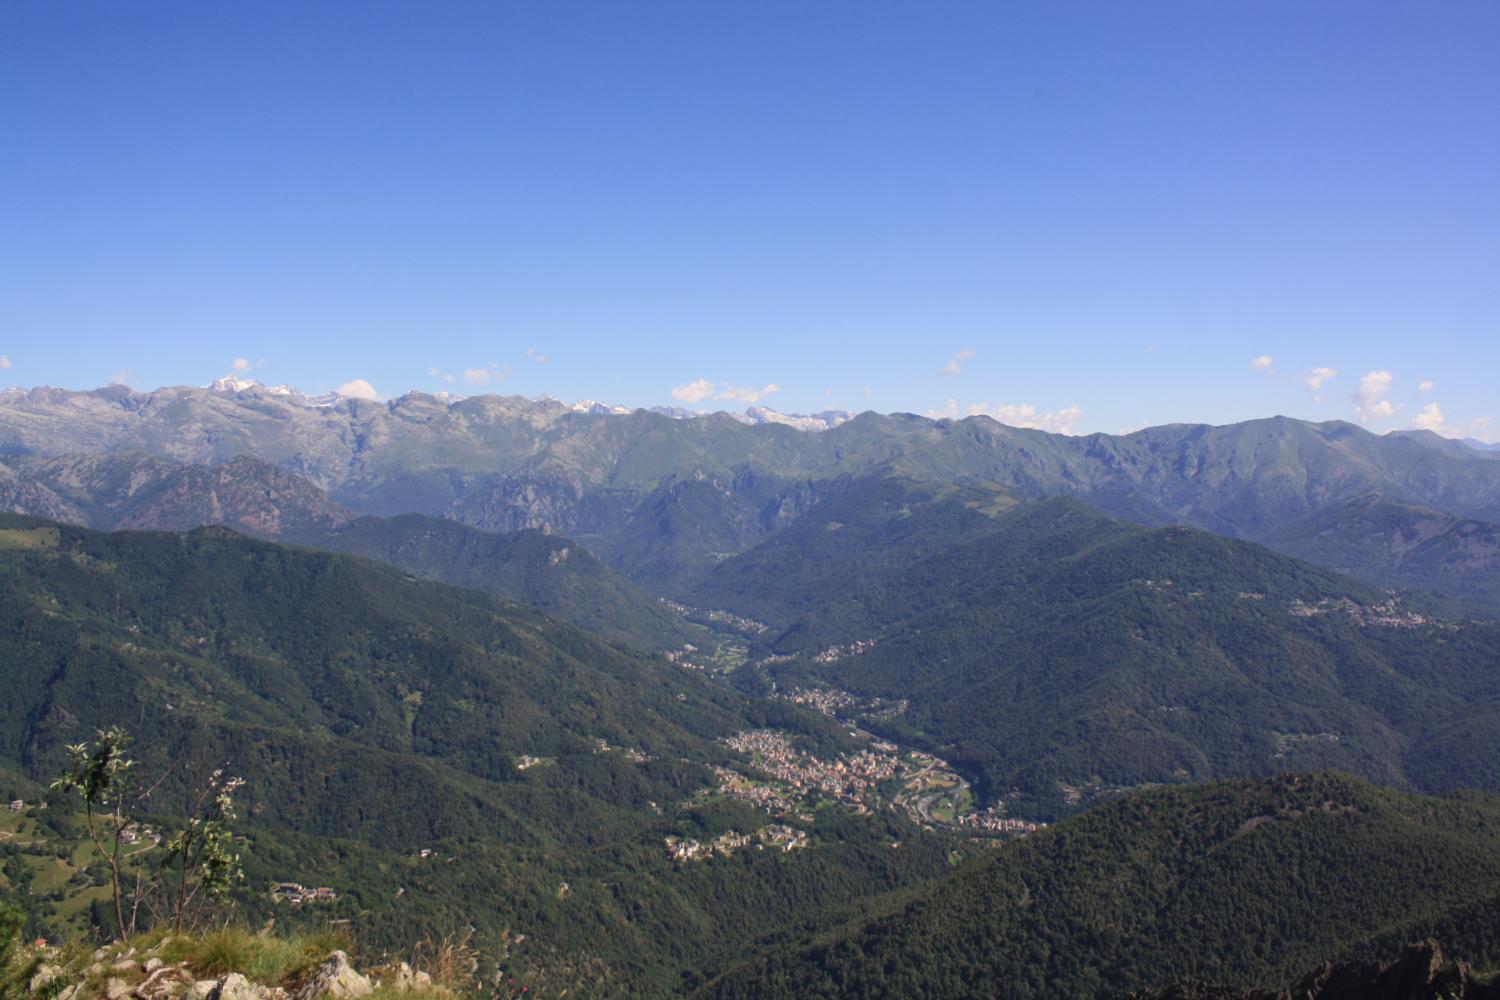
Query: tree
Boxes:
[
  {"xmin": 50, "ymin": 727, "xmax": 136, "ymax": 940},
  {"xmin": 161, "ymin": 768, "xmax": 244, "ymax": 932},
  {"xmin": 49, "ymin": 728, "xmax": 244, "ymax": 940}
]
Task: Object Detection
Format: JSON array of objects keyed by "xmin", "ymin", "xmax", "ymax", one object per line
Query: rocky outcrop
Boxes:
[
  {"xmin": 211, "ymin": 973, "xmax": 287, "ymax": 1000},
  {"xmin": 292, "ymin": 952, "xmax": 370, "ymax": 1000},
  {"xmin": 20, "ymin": 944, "xmax": 430, "ymax": 1000}
]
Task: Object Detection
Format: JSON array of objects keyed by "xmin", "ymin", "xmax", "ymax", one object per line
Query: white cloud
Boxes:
[
  {"xmin": 718, "ymin": 382, "xmax": 779, "ymax": 404},
  {"xmin": 110, "ymin": 370, "xmax": 134, "ymax": 387},
  {"xmin": 335, "ymin": 379, "xmax": 379, "ymax": 400},
  {"xmin": 862, "ymin": 386, "xmax": 873, "ymax": 398},
  {"xmin": 232, "ymin": 357, "xmax": 252, "ymax": 372},
  {"xmin": 671, "ymin": 378, "xmax": 717, "ymax": 404},
  {"xmin": 1419, "ymin": 379, "xmax": 1435, "ymax": 393},
  {"xmin": 534, "ymin": 355, "xmax": 549, "ymax": 364},
  {"xmin": 671, "ymin": 379, "xmax": 780, "ymax": 405},
  {"xmin": 0, "ymin": 355, "xmax": 10, "ymax": 369},
  {"xmin": 457, "ymin": 363, "xmax": 510, "ymax": 386},
  {"xmin": 1303, "ymin": 367, "xmax": 1338, "ymax": 390},
  {"xmin": 1411, "ymin": 402, "xmax": 1446, "ymax": 433},
  {"xmin": 928, "ymin": 399, "xmax": 1085, "ymax": 435},
  {"xmin": 937, "ymin": 348, "xmax": 975, "ymax": 377},
  {"xmin": 1353, "ymin": 370, "xmax": 1397, "ymax": 423},
  {"xmin": 1250, "ymin": 355, "xmax": 1275, "ymax": 373},
  {"xmin": 1410, "ymin": 404, "xmax": 1494, "ymax": 442}
]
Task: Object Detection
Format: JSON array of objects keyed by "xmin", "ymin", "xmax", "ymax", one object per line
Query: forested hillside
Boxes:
[
  {"xmin": 0, "ymin": 515, "xmax": 955, "ymax": 996},
  {"xmin": 0, "ymin": 454, "xmax": 704, "ymax": 651},
  {"xmin": 701, "ymin": 774, "xmax": 1500, "ymax": 999},
  {"xmin": 698, "ymin": 481, "xmax": 1500, "ymax": 815}
]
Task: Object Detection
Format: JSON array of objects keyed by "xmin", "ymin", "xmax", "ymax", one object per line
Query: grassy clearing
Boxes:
[
  {"xmin": 156, "ymin": 927, "xmax": 354, "ymax": 986},
  {"xmin": 0, "ymin": 527, "xmax": 60, "ymax": 550}
]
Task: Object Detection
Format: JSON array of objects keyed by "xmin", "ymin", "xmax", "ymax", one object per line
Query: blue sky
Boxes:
[{"xmin": 2, "ymin": 2, "xmax": 1496, "ymax": 437}]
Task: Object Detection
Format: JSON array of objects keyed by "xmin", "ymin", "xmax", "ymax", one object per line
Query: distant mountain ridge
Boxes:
[
  {"xmin": 0, "ymin": 452, "xmax": 701, "ymax": 651},
  {"xmin": 4, "ymin": 381, "xmax": 1500, "ymax": 600},
  {"xmin": 1267, "ymin": 494, "xmax": 1500, "ymax": 610}
]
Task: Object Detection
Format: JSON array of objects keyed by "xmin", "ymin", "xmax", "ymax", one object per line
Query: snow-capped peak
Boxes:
[
  {"xmin": 207, "ymin": 374, "xmax": 262, "ymax": 393},
  {"xmin": 570, "ymin": 399, "xmax": 634, "ymax": 416},
  {"xmin": 735, "ymin": 407, "xmax": 852, "ymax": 432}
]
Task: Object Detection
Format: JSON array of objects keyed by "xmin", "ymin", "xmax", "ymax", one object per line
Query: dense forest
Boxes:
[
  {"xmin": 0, "ymin": 515, "xmax": 959, "ymax": 996},
  {"xmin": 691, "ymin": 477, "xmax": 1500, "ymax": 815},
  {"xmin": 701, "ymin": 774, "xmax": 1500, "ymax": 999}
]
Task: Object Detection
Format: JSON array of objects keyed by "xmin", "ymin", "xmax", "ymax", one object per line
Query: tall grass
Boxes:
[{"xmin": 158, "ymin": 926, "xmax": 352, "ymax": 986}]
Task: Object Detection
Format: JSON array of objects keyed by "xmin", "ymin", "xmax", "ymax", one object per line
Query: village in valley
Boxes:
[
  {"xmin": 710, "ymin": 726, "xmax": 1042, "ymax": 839},
  {"xmin": 686, "ymin": 679, "xmax": 1046, "ymax": 855}
]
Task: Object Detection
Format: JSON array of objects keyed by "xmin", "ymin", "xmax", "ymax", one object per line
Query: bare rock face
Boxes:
[
  {"xmin": 387, "ymin": 963, "xmax": 434, "ymax": 992},
  {"xmin": 210, "ymin": 973, "xmax": 287, "ymax": 1000},
  {"xmin": 294, "ymin": 952, "xmax": 372, "ymax": 1000},
  {"xmin": 28, "ymin": 964, "xmax": 63, "ymax": 993}
]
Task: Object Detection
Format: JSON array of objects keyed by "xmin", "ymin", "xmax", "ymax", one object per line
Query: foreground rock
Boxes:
[{"xmin": 293, "ymin": 952, "xmax": 370, "ymax": 1000}]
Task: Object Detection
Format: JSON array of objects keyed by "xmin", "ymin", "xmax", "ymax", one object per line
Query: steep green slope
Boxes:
[
  {"xmin": 689, "ymin": 475, "xmax": 1020, "ymax": 624},
  {"xmin": 701, "ymin": 774, "xmax": 1500, "ymax": 999},
  {"xmin": 704, "ymin": 485, "xmax": 1500, "ymax": 814},
  {"xmin": 0, "ymin": 515, "xmax": 957, "ymax": 995},
  {"xmin": 0, "ymin": 515, "xmax": 745, "ymax": 849},
  {"xmin": 0, "ymin": 454, "xmax": 703, "ymax": 650},
  {"xmin": 291, "ymin": 514, "xmax": 704, "ymax": 650},
  {"xmin": 1265, "ymin": 494, "xmax": 1500, "ymax": 611}
]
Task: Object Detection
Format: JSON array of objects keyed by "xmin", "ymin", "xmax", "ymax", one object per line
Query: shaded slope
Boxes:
[
  {"xmin": 0, "ymin": 454, "xmax": 702, "ymax": 650},
  {"xmin": 0, "ymin": 515, "xmax": 746, "ymax": 849},
  {"xmin": 707, "ymin": 487, "xmax": 1500, "ymax": 813},
  {"xmin": 1265, "ymin": 494, "xmax": 1500, "ymax": 611},
  {"xmin": 701, "ymin": 774, "xmax": 1500, "ymax": 999},
  {"xmin": 0, "ymin": 515, "xmax": 962, "ymax": 997}
]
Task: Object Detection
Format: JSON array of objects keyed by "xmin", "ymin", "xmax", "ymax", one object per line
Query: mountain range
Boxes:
[
  {"xmin": 5, "ymin": 378, "xmax": 1500, "ymax": 994},
  {"xmin": 5, "ymin": 381, "xmax": 1500, "ymax": 603}
]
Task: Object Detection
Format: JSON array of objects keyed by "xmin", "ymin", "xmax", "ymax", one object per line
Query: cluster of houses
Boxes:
[
  {"xmin": 116, "ymin": 823, "xmax": 162, "ymax": 846},
  {"xmin": 1288, "ymin": 596, "xmax": 1432, "ymax": 628},
  {"xmin": 590, "ymin": 739, "xmax": 654, "ymax": 763},
  {"xmin": 270, "ymin": 882, "xmax": 339, "ymax": 905},
  {"xmin": 720, "ymin": 730, "xmax": 900, "ymax": 814},
  {"xmin": 662, "ymin": 600, "xmax": 771, "ymax": 636},
  {"xmin": 953, "ymin": 810, "xmax": 1044, "ymax": 835},
  {"xmin": 812, "ymin": 639, "xmax": 878, "ymax": 664},
  {"xmin": 665, "ymin": 824, "xmax": 811, "ymax": 864}
]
